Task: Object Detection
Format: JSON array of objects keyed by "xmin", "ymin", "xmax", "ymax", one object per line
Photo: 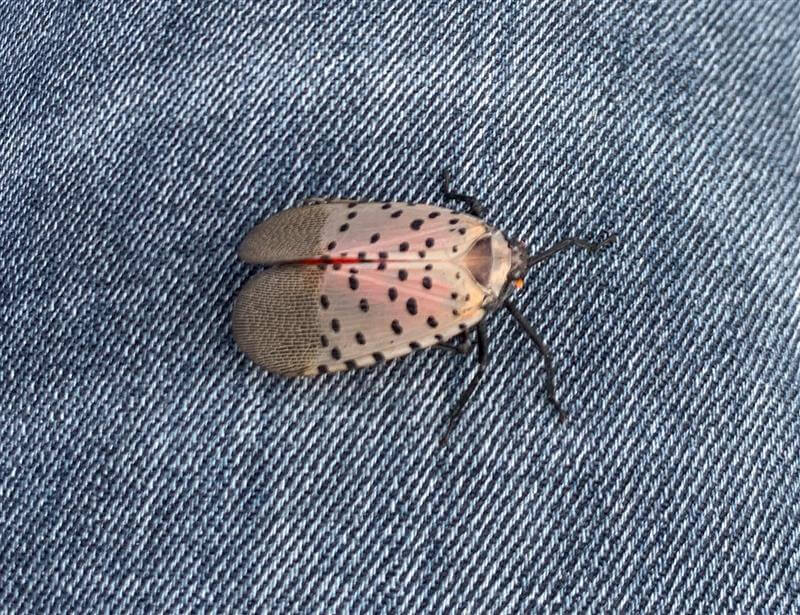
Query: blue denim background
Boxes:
[{"xmin": 2, "ymin": 1, "xmax": 799, "ymax": 612}]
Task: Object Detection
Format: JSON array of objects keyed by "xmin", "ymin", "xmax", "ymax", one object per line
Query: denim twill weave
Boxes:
[{"xmin": 1, "ymin": 1, "xmax": 799, "ymax": 612}]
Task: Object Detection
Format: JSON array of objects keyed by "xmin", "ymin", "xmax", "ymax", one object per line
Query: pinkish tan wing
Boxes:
[
  {"xmin": 238, "ymin": 200, "xmax": 488, "ymax": 264},
  {"xmin": 232, "ymin": 259, "xmax": 487, "ymax": 376}
]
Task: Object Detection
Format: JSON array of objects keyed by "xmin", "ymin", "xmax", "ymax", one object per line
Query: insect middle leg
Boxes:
[
  {"xmin": 435, "ymin": 331, "xmax": 472, "ymax": 355},
  {"xmin": 441, "ymin": 171, "xmax": 484, "ymax": 217},
  {"xmin": 441, "ymin": 322, "xmax": 489, "ymax": 445}
]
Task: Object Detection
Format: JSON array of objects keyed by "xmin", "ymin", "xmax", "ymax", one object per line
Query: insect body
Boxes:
[{"xmin": 233, "ymin": 174, "xmax": 615, "ymax": 441}]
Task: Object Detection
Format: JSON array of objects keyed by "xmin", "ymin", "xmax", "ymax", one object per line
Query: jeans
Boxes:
[{"xmin": 1, "ymin": 1, "xmax": 799, "ymax": 612}]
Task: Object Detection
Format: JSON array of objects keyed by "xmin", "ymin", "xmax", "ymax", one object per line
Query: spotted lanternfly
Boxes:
[{"xmin": 233, "ymin": 173, "xmax": 616, "ymax": 442}]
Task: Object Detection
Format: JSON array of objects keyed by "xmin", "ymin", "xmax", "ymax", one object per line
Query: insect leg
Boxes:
[
  {"xmin": 435, "ymin": 331, "xmax": 473, "ymax": 355},
  {"xmin": 441, "ymin": 322, "xmax": 489, "ymax": 445},
  {"xmin": 441, "ymin": 170, "xmax": 485, "ymax": 217},
  {"xmin": 503, "ymin": 300, "xmax": 566, "ymax": 422},
  {"xmin": 529, "ymin": 233, "xmax": 617, "ymax": 267}
]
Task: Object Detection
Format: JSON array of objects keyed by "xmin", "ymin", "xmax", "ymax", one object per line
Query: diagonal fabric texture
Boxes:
[{"xmin": 2, "ymin": 1, "xmax": 799, "ymax": 612}]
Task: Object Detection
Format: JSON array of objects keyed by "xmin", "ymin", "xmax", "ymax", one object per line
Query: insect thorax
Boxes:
[{"xmin": 462, "ymin": 229, "xmax": 514, "ymax": 309}]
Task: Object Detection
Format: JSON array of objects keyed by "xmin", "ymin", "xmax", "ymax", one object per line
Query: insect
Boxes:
[{"xmin": 233, "ymin": 172, "xmax": 615, "ymax": 442}]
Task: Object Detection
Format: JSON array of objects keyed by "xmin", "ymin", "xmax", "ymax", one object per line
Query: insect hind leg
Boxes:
[{"xmin": 441, "ymin": 170, "xmax": 484, "ymax": 217}]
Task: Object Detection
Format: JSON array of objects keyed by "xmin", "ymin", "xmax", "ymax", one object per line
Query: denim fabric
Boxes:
[{"xmin": 2, "ymin": 1, "xmax": 799, "ymax": 612}]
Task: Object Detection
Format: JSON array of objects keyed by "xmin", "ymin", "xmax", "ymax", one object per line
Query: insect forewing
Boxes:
[
  {"xmin": 239, "ymin": 201, "xmax": 487, "ymax": 264},
  {"xmin": 232, "ymin": 260, "xmax": 487, "ymax": 376}
]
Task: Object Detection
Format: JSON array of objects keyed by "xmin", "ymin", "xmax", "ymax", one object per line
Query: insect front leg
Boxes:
[
  {"xmin": 441, "ymin": 322, "xmax": 489, "ymax": 445},
  {"xmin": 528, "ymin": 234, "xmax": 617, "ymax": 267},
  {"xmin": 441, "ymin": 171, "xmax": 485, "ymax": 217},
  {"xmin": 503, "ymin": 300, "xmax": 565, "ymax": 422}
]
